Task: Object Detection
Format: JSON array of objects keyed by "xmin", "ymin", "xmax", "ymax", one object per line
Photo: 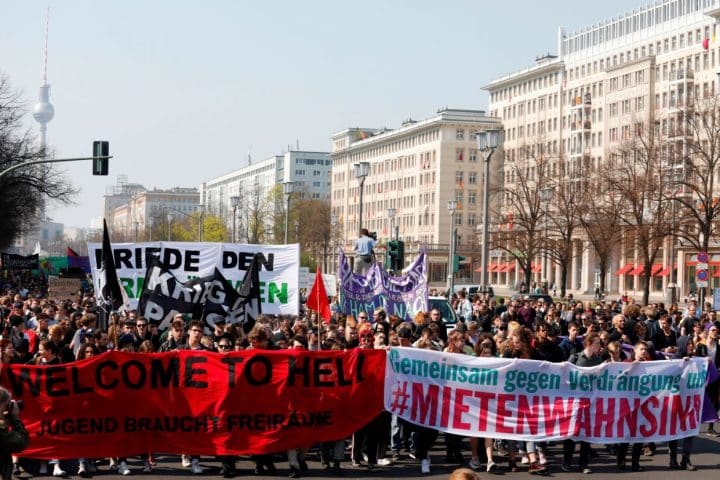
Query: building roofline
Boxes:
[{"xmin": 482, "ymin": 60, "xmax": 565, "ymax": 91}]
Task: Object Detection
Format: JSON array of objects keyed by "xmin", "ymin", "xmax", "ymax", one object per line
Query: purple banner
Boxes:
[{"xmin": 338, "ymin": 250, "xmax": 428, "ymax": 322}]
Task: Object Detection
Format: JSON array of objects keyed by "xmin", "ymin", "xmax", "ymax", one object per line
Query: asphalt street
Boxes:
[{"xmin": 16, "ymin": 428, "xmax": 720, "ymax": 479}]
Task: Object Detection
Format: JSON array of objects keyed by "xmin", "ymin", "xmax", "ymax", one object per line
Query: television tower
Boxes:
[{"xmin": 32, "ymin": 6, "xmax": 54, "ymax": 151}]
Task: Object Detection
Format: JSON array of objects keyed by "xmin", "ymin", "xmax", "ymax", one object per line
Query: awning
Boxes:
[
  {"xmin": 506, "ymin": 263, "xmax": 516, "ymax": 272},
  {"xmin": 615, "ymin": 263, "xmax": 634, "ymax": 275},
  {"xmin": 629, "ymin": 266, "xmax": 645, "ymax": 275},
  {"xmin": 531, "ymin": 263, "xmax": 542, "ymax": 273},
  {"xmin": 657, "ymin": 267, "xmax": 670, "ymax": 277},
  {"xmin": 650, "ymin": 264, "xmax": 663, "ymax": 275},
  {"xmin": 714, "ymin": 268, "xmax": 720, "ymax": 278}
]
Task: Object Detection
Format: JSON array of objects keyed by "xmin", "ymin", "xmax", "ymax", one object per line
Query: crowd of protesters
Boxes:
[{"xmin": 0, "ymin": 273, "xmax": 719, "ymax": 478}]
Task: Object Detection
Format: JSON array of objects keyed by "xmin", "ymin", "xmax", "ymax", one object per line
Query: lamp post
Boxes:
[
  {"xmin": 167, "ymin": 212, "xmax": 173, "ymax": 241},
  {"xmin": 477, "ymin": 129, "xmax": 502, "ymax": 289},
  {"xmin": 283, "ymin": 181, "xmax": 294, "ymax": 244},
  {"xmin": 540, "ymin": 186, "xmax": 555, "ymax": 286},
  {"xmin": 230, "ymin": 196, "xmax": 240, "ymax": 243},
  {"xmin": 354, "ymin": 162, "xmax": 370, "ymax": 232},
  {"xmin": 197, "ymin": 203, "xmax": 204, "ymax": 242},
  {"xmin": 330, "ymin": 214, "xmax": 338, "ymax": 273},
  {"xmin": 387, "ymin": 207, "xmax": 397, "ymax": 241},
  {"xmin": 447, "ymin": 200, "xmax": 457, "ymax": 294}
]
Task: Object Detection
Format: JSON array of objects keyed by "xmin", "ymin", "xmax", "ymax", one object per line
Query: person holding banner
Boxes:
[
  {"xmin": 562, "ymin": 333, "xmax": 603, "ymax": 475},
  {"xmin": 668, "ymin": 335, "xmax": 699, "ymax": 471},
  {"xmin": 696, "ymin": 322, "xmax": 720, "ymax": 436}
]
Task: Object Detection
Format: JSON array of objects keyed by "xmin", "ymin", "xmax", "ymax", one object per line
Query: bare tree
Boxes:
[
  {"xmin": 606, "ymin": 121, "xmax": 674, "ymax": 306},
  {"xmin": 544, "ymin": 157, "xmax": 587, "ymax": 298},
  {"xmin": 577, "ymin": 174, "xmax": 623, "ymax": 295},
  {"xmin": 667, "ymin": 96, "xmax": 720, "ymax": 303},
  {"xmin": 0, "ymin": 74, "xmax": 76, "ymax": 249},
  {"xmin": 491, "ymin": 142, "xmax": 551, "ymax": 289}
]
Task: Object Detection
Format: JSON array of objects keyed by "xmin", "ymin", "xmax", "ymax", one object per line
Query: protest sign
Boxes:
[
  {"xmin": 1, "ymin": 349, "xmax": 385, "ymax": 459},
  {"xmin": 384, "ymin": 347, "xmax": 707, "ymax": 444},
  {"xmin": 87, "ymin": 242, "xmax": 300, "ymax": 315},
  {"xmin": 1, "ymin": 253, "xmax": 39, "ymax": 270},
  {"xmin": 48, "ymin": 277, "xmax": 82, "ymax": 300},
  {"xmin": 338, "ymin": 250, "xmax": 428, "ymax": 321}
]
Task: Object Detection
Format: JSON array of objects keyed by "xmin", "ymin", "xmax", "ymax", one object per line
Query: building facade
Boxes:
[
  {"xmin": 199, "ymin": 150, "xmax": 331, "ymax": 243},
  {"xmin": 485, "ymin": 0, "xmax": 720, "ymax": 298},
  {"xmin": 330, "ymin": 109, "xmax": 502, "ymax": 285}
]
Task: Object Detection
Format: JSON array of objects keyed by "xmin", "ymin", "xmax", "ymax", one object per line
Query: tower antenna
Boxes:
[{"xmin": 43, "ymin": 5, "xmax": 49, "ymax": 84}]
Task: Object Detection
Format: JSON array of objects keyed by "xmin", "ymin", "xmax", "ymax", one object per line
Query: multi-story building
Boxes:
[
  {"xmin": 108, "ymin": 186, "xmax": 200, "ymax": 241},
  {"xmin": 199, "ymin": 150, "xmax": 331, "ymax": 242},
  {"xmin": 330, "ymin": 108, "xmax": 502, "ymax": 284},
  {"xmin": 485, "ymin": 0, "xmax": 720, "ymax": 298}
]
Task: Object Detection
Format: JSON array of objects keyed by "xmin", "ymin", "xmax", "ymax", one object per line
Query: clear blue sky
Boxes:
[{"xmin": 1, "ymin": 0, "xmax": 633, "ymax": 228}]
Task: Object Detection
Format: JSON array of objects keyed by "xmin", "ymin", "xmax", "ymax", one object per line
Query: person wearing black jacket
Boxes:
[
  {"xmin": 562, "ymin": 333, "xmax": 603, "ymax": 475},
  {"xmin": 0, "ymin": 387, "xmax": 29, "ymax": 480}
]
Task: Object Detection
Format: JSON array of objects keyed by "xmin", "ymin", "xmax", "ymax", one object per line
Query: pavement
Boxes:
[{"xmin": 18, "ymin": 427, "xmax": 720, "ymax": 479}]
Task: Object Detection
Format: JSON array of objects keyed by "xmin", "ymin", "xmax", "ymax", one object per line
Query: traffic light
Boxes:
[
  {"xmin": 92, "ymin": 140, "xmax": 109, "ymax": 175},
  {"xmin": 453, "ymin": 254, "xmax": 466, "ymax": 273},
  {"xmin": 387, "ymin": 240, "xmax": 398, "ymax": 271},
  {"xmin": 386, "ymin": 240, "xmax": 405, "ymax": 271},
  {"xmin": 394, "ymin": 240, "xmax": 405, "ymax": 271}
]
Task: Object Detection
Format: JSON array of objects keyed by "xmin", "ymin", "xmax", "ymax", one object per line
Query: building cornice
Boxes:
[{"xmin": 482, "ymin": 60, "xmax": 565, "ymax": 91}]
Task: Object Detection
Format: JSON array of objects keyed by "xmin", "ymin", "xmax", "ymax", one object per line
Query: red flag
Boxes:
[
  {"xmin": 67, "ymin": 247, "xmax": 80, "ymax": 257},
  {"xmin": 307, "ymin": 266, "xmax": 331, "ymax": 323},
  {"xmin": 703, "ymin": 37, "xmax": 709, "ymax": 50}
]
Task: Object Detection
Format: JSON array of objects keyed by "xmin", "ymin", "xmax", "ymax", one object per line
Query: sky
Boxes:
[{"xmin": 1, "ymin": 0, "xmax": 634, "ymax": 228}]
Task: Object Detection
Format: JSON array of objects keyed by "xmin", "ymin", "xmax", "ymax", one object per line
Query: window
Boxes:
[
  {"xmin": 295, "ymin": 169, "xmax": 305, "ymax": 175},
  {"xmin": 455, "ymin": 171, "xmax": 464, "ymax": 184},
  {"xmin": 313, "ymin": 170, "xmax": 321, "ymax": 176},
  {"xmin": 468, "ymin": 192, "xmax": 477, "ymax": 205},
  {"xmin": 456, "ymin": 129, "xmax": 465, "ymax": 140},
  {"xmin": 469, "ymin": 172, "xmax": 477, "ymax": 184},
  {"xmin": 456, "ymin": 148, "xmax": 464, "ymax": 161},
  {"xmin": 469, "ymin": 149, "xmax": 478, "ymax": 162},
  {"xmin": 468, "ymin": 214, "xmax": 476, "ymax": 226}
]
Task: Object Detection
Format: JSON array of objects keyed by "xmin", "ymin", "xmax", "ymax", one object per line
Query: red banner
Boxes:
[{"xmin": 0, "ymin": 349, "xmax": 386, "ymax": 459}]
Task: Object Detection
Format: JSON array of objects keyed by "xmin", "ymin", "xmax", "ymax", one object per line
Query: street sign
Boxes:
[
  {"xmin": 697, "ymin": 251, "xmax": 709, "ymax": 263},
  {"xmin": 696, "ymin": 268, "xmax": 709, "ymax": 288},
  {"xmin": 697, "ymin": 263, "xmax": 708, "ymax": 271}
]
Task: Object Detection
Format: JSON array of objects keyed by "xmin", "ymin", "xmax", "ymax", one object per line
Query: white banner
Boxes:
[
  {"xmin": 384, "ymin": 347, "xmax": 707, "ymax": 443},
  {"xmin": 87, "ymin": 242, "xmax": 299, "ymax": 315}
]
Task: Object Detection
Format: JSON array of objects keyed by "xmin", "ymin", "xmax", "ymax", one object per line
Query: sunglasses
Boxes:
[{"xmin": 217, "ymin": 344, "xmax": 231, "ymax": 349}]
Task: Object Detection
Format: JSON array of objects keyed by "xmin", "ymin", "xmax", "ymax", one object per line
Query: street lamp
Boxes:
[
  {"xmin": 540, "ymin": 186, "xmax": 555, "ymax": 285},
  {"xmin": 331, "ymin": 214, "xmax": 338, "ymax": 273},
  {"xmin": 197, "ymin": 203, "xmax": 204, "ymax": 242},
  {"xmin": 283, "ymin": 181, "xmax": 295, "ymax": 244},
  {"xmin": 447, "ymin": 200, "xmax": 457, "ymax": 294},
  {"xmin": 167, "ymin": 212, "xmax": 174, "ymax": 241},
  {"xmin": 354, "ymin": 161, "xmax": 370, "ymax": 232},
  {"xmin": 230, "ymin": 196, "xmax": 240, "ymax": 243},
  {"xmin": 387, "ymin": 207, "xmax": 397, "ymax": 241},
  {"xmin": 477, "ymin": 129, "xmax": 502, "ymax": 289}
]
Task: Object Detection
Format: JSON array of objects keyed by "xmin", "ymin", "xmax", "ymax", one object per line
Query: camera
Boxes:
[
  {"xmin": 369, "ymin": 231, "xmax": 378, "ymax": 241},
  {"xmin": 9, "ymin": 399, "xmax": 23, "ymax": 412}
]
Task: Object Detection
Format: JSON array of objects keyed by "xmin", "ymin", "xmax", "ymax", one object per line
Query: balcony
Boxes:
[{"xmin": 571, "ymin": 93, "xmax": 592, "ymax": 110}]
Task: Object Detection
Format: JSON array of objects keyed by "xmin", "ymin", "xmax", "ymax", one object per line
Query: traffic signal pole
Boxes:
[{"xmin": 0, "ymin": 141, "xmax": 111, "ymax": 179}]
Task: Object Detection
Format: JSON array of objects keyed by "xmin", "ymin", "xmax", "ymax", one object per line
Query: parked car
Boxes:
[
  {"xmin": 447, "ymin": 284, "xmax": 495, "ymax": 298},
  {"xmin": 429, "ymin": 296, "xmax": 459, "ymax": 332},
  {"xmin": 509, "ymin": 293, "xmax": 554, "ymax": 305}
]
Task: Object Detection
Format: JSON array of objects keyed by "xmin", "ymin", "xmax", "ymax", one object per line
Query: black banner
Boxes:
[
  {"xmin": 1, "ymin": 253, "xmax": 39, "ymax": 270},
  {"xmin": 137, "ymin": 255, "xmax": 261, "ymax": 332}
]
